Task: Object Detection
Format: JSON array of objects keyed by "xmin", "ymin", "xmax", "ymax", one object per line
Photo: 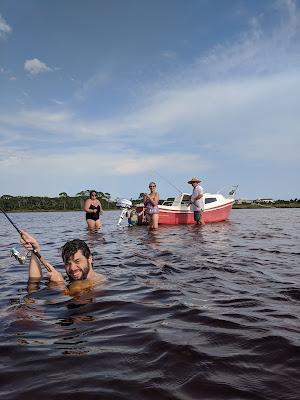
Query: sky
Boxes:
[{"xmin": 0, "ymin": 0, "xmax": 299, "ymax": 201}]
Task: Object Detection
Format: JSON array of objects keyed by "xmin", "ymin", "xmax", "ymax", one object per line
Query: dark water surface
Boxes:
[{"xmin": 0, "ymin": 209, "xmax": 299, "ymax": 400}]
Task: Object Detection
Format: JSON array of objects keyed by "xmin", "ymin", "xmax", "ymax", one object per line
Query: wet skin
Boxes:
[{"xmin": 64, "ymin": 250, "xmax": 91, "ymax": 281}]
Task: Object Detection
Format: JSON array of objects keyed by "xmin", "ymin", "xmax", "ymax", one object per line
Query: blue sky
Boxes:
[{"xmin": 0, "ymin": 0, "xmax": 299, "ymax": 200}]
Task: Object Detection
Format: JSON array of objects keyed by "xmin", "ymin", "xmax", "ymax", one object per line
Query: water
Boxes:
[{"xmin": 0, "ymin": 209, "xmax": 299, "ymax": 400}]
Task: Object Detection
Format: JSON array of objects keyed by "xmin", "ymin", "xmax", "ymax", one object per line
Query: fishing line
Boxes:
[
  {"xmin": 151, "ymin": 170, "xmax": 183, "ymax": 195},
  {"xmin": 150, "ymin": 170, "xmax": 199, "ymax": 205},
  {"xmin": 0, "ymin": 207, "xmax": 22, "ymax": 235},
  {"xmin": 0, "ymin": 207, "xmax": 52, "ymax": 272}
]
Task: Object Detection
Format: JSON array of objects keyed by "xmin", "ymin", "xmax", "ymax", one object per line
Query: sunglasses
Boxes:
[
  {"xmin": 149, "ymin": 186, "xmax": 156, "ymax": 188},
  {"xmin": 91, "ymin": 194, "xmax": 97, "ymax": 197}
]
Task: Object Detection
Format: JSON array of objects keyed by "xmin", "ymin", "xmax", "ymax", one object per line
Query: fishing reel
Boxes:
[
  {"xmin": 116, "ymin": 198, "xmax": 132, "ymax": 226},
  {"xmin": 10, "ymin": 248, "xmax": 28, "ymax": 264}
]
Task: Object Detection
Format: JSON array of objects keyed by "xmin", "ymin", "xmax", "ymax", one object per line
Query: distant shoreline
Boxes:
[
  {"xmin": 232, "ymin": 203, "xmax": 300, "ymax": 209},
  {"xmin": 1, "ymin": 195, "xmax": 299, "ymax": 213},
  {"xmin": 2, "ymin": 205, "xmax": 300, "ymax": 213}
]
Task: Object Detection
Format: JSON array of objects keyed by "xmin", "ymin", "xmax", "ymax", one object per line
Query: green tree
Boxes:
[{"xmin": 76, "ymin": 190, "xmax": 90, "ymax": 197}]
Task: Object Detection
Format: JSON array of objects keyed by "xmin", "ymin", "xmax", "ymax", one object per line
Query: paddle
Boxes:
[{"xmin": 0, "ymin": 207, "xmax": 52, "ymax": 272}]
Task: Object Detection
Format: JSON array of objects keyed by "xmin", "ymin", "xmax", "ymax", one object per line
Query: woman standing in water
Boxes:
[
  {"xmin": 144, "ymin": 182, "xmax": 160, "ymax": 229},
  {"xmin": 84, "ymin": 190, "xmax": 104, "ymax": 230}
]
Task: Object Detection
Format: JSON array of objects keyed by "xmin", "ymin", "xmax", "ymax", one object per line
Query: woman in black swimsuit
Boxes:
[{"xmin": 83, "ymin": 190, "xmax": 103, "ymax": 230}]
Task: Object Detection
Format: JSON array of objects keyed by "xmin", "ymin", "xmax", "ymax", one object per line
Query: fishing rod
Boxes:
[
  {"xmin": 152, "ymin": 170, "xmax": 183, "ymax": 195},
  {"xmin": 152, "ymin": 170, "xmax": 200, "ymax": 206},
  {"xmin": 0, "ymin": 207, "xmax": 52, "ymax": 272}
]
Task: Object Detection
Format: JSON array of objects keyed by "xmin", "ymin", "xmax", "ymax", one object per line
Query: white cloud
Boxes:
[
  {"xmin": 0, "ymin": 148, "xmax": 204, "ymax": 176},
  {"xmin": 161, "ymin": 50, "xmax": 177, "ymax": 59},
  {"xmin": 0, "ymin": 14, "xmax": 12, "ymax": 38},
  {"xmin": 74, "ymin": 71, "xmax": 111, "ymax": 101},
  {"xmin": 50, "ymin": 99, "xmax": 65, "ymax": 105},
  {"xmin": 24, "ymin": 58, "xmax": 52, "ymax": 75},
  {"xmin": 0, "ymin": 67, "xmax": 17, "ymax": 81},
  {"xmin": 3, "ymin": 0, "xmax": 299, "ymax": 144},
  {"xmin": 1, "ymin": 71, "xmax": 300, "ymax": 164},
  {"xmin": 1, "ymin": 0, "xmax": 300, "ymax": 198},
  {"xmin": 0, "ymin": 147, "xmax": 208, "ymax": 197},
  {"xmin": 0, "ymin": 66, "xmax": 16, "ymax": 80}
]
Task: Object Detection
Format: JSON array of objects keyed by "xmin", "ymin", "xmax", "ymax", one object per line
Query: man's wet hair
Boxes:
[{"xmin": 61, "ymin": 239, "xmax": 91, "ymax": 264}]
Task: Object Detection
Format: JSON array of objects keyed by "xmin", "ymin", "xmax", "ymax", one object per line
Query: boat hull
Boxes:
[{"xmin": 137, "ymin": 201, "xmax": 234, "ymax": 225}]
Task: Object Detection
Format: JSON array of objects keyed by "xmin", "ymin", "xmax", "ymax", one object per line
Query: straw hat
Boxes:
[{"xmin": 188, "ymin": 177, "xmax": 201, "ymax": 184}]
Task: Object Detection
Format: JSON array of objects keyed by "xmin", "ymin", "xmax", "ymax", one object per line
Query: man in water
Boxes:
[
  {"xmin": 188, "ymin": 177, "xmax": 205, "ymax": 225},
  {"xmin": 21, "ymin": 230, "xmax": 106, "ymax": 292}
]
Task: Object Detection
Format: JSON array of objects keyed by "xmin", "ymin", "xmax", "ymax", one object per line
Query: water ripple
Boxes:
[{"xmin": 0, "ymin": 209, "xmax": 299, "ymax": 399}]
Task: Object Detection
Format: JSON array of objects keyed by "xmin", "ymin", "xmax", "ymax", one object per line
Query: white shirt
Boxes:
[{"xmin": 191, "ymin": 184, "xmax": 204, "ymax": 211}]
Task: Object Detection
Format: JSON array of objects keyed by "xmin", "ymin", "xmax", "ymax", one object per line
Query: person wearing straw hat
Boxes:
[{"xmin": 188, "ymin": 177, "xmax": 205, "ymax": 225}]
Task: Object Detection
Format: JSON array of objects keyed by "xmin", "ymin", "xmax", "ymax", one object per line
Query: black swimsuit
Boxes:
[{"xmin": 86, "ymin": 204, "xmax": 100, "ymax": 221}]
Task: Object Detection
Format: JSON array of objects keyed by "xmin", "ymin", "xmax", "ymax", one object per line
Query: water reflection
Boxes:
[
  {"xmin": 65, "ymin": 293, "xmax": 95, "ymax": 310},
  {"xmin": 58, "ymin": 314, "xmax": 96, "ymax": 326},
  {"xmin": 143, "ymin": 229, "xmax": 161, "ymax": 248},
  {"xmin": 0, "ymin": 210, "xmax": 299, "ymax": 399}
]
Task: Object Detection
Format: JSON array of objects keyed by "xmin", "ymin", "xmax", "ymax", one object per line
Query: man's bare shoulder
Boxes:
[
  {"xmin": 93, "ymin": 272, "xmax": 107, "ymax": 283},
  {"xmin": 66, "ymin": 274, "xmax": 106, "ymax": 296}
]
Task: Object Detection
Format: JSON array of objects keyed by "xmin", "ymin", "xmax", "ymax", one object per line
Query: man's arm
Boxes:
[
  {"xmin": 20, "ymin": 230, "xmax": 64, "ymax": 283},
  {"xmin": 193, "ymin": 193, "xmax": 203, "ymax": 201},
  {"xmin": 190, "ymin": 187, "xmax": 204, "ymax": 204},
  {"xmin": 20, "ymin": 230, "xmax": 43, "ymax": 280},
  {"xmin": 193, "ymin": 187, "xmax": 204, "ymax": 201}
]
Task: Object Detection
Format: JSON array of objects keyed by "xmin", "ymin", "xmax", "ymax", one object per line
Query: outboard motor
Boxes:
[{"xmin": 116, "ymin": 198, "xmax": 132, "ymax": 226}]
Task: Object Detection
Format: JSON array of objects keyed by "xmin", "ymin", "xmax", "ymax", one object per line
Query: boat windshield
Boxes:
[
  {"xmin": 181, "ymin": 194, "xmax": 191, "ymax": 205},
  {"xmin": 162, "ymin": 197, "xmax": 175, "ymax": 206},
  {"xmin": 205, "ymin": 197, "xmax": 217, "ymax": 204}
]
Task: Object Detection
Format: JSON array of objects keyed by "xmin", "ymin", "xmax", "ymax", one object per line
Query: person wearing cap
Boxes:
[{"xmin": 188, "ymin": 177, "xmax": 205, "ymax": 225}]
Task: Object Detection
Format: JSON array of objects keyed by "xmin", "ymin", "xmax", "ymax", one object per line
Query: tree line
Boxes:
[
  {"xmin": 1, "ymin": 192, "xmax": 298, "ymax": 212},
  {"xmin": 233, "ymin": 199, "xmax": 300, "ymax": 209},
  {"xmin": 0, "ymin": 191, "xmax": 117, "ymax": 212}
]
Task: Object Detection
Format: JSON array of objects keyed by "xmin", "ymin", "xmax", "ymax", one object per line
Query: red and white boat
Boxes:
[{"xmin": 137, "ymin": 190, "xmax": 236, "ymax": 225}]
